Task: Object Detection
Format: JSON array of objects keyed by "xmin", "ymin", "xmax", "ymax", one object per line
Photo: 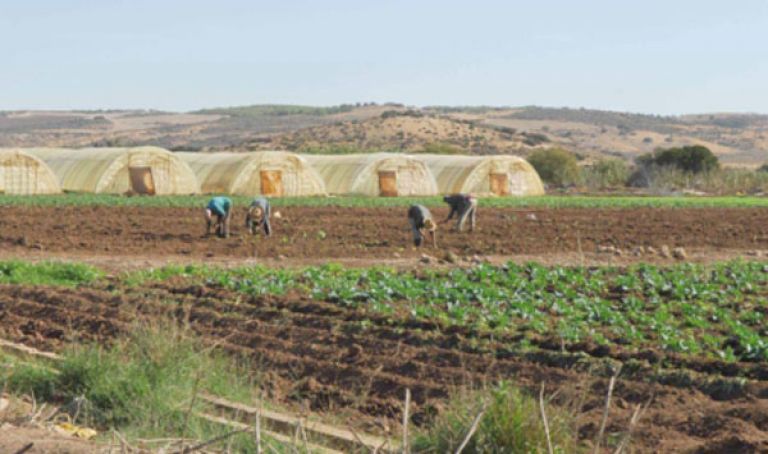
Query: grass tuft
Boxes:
[
  {"xmin": 2, "ymin": 323, "xmax": 261, "ymax": 450},
  {"xmin": 413, "ymin": 381, "xmax": 577, "ymax": 453}
]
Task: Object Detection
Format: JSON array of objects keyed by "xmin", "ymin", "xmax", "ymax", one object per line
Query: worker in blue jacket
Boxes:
[{"xmin": 205, "ymin": 196, "xmax": 232, "ymax": 238}]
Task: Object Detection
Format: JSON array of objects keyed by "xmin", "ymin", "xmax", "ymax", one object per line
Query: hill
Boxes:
[
  {"xmin": 0, "ymin": 104, "xmax": 765, "ymax": 165},
  {"xmin": 238, "ymin": 110, "xmax": 551, "ymax": 154},
  {"xmin": 434, "ymin": 106, "xmax": 768, "ymax": 165}
]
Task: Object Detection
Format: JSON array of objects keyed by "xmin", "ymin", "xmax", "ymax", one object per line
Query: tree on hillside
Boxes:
[
  {"xmin": 629, "ymin": 145, "xmax": 720, "ymax": 188},
  {"xmin": 636, "ymin": 145, "xmax": 719, "ymax": 174}
]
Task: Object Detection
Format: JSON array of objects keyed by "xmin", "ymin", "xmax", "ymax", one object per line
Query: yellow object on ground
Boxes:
[{"xmin": 54, "ymin": 422, "xmax": 98, "ymax": 440}]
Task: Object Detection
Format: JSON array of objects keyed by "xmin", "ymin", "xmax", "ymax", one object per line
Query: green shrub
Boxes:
[
  {"xmin": 3, "ymin": 361, "xmax": 60, "ymax": 400},
  {"xmin": 758, "ymin": 164, "xmax": 768, "ymax": 173},
  {"xmin": 381, "ymin": 109, "xmax": 423, "ymax": 119},
  {"xmin": 522, "ymin": 132, "xmax": 550, "ymax": 146},
  {"xmin": 413, "ymin": 382, "xmax": 576, "ymax": 453},
  {"xmin": 298, "ymin": 144, "xmax": 369, "ymax": 154},
  {"xmin": 581, "ymin": 158, "xmax": 630, "ymax": 190},
  {"xmin": 527, "ymin": 148, "xmax": 581, "ymax": 187},
  {"xmin": 636, "ymin": 145, "xmax": 719, "ymax": 174},
  {"xmin": 416, "ymin": 142, "xmax": 464, "ymax": 154}
]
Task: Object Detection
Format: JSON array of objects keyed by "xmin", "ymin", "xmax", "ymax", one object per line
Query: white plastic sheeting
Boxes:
[
  {"xmin": 27, "ymin": 147, "xmax": 200, "ymax": 194},
  {"xmin": 418, "ymin": 154, "xmax": 544, "ymax": 196},
  {"xmin": 0, "ymin": 149, "xmax": 61, "ymax": 194},
  {"xmin": 177, "ymin": 151, "xmax": 326, "ymax": 197},
  {"xmin": 301, "ymin": 153, "xmax": 438, "ymax": 196}
]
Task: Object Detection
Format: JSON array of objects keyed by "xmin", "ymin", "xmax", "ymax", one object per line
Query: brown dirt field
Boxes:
[
  {"xmin": 1, "ymin": 206, "xmax": 767, "ymax": 269},
  {"xmin": 2, "ymin": 283, "xmax": 768, "ymax": 452}
]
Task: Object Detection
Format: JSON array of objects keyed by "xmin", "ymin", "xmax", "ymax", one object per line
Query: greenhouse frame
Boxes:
[
  {"xmin": 301, "ymin": 153, "xmax": 438, "ymax": 196},
  {"xmin": 0, "ymin": 149, "xmax": 61, "ymax": 194},
  {"xmin": 418, "ymin": 154, "xmax": 545, "ymax": 196},
  {"xmin": 27, "ymin": 147, "xmax": 200, "ymax": 195},
  {"xmin": 177, "ymin": 151, "xmax": 326, "ymax": 197}
]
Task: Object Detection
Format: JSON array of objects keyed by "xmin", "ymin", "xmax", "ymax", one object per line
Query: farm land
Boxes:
[{"xmin": 1, "ymin": 195, "xmax": 768, "ymax": 452}]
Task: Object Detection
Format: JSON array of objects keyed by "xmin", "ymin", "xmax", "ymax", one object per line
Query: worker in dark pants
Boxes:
[
  {"xmin": 442, "ymin": 193, "xmax": 477, "ymax": 232},
  {"xmin": 205, "ymin": 196, "xmax": 232, "ymax": 238},
  {"xmin": 408, "ymin": 204, "xmax": 437, "ymax": 248},
  {"xmin": 246, "ymin": 196, "xmax": 272, "ymax": 237}
]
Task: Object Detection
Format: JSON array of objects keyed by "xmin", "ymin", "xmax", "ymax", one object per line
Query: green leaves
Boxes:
[
  {"xmin": 0, "ymin": 261, "xmax": 102, "ymax": 286},
  {"xmin": 120, "ymin": 260, "xmax": 768, "ymax": 362},
  {"xmin": 3, "ymin": 193, "xmax": 768, "ymax": 208}
]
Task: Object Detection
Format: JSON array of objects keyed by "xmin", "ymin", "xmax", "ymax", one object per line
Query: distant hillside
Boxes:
[
  {"xmin": 238, "ymin": 110, "xmax": 550, "ymax": 155},
  {"xmin": 195, "ymin": 104, "xmax": 359, "ymax": 117},
  {"xmin": 0, "ymin": 104, "xmax": 765, "ymax": 165},
  {"xmin": 439, "ymin": 106, "xmax": 768, "ymax": 165},
  {"xmin": 0, "ymin": 104, "xmax": 400, "ymax": 150}
]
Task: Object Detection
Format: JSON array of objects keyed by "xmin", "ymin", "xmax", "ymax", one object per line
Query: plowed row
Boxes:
[
  {"xmin": 0, "ymin": 206, "xmax": 767, "ymax": 262},
  {"xmin": 2, "ymin": 283, "xmax": 768, "ymax": 452}
]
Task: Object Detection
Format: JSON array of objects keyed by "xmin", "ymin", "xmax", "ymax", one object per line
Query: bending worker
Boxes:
[
  {"xmin": 408, "ymin": 204, "xmax": 437, "ymax": 248},
  {"xmin": 205, "ymin": 196, "xmax": 232, "ymax": 238},
  {"xmin": 246, "ymin": 196, "xmax": 272, "ymax": 237},
  {"xmin": 442, "ymin": 193, "xmax": 477, "ymax": 232}
]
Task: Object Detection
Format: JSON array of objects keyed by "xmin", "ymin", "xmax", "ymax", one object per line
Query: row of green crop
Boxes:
[
  {"xmin": 125, "ymin": 261, "xmax": 768, "ymax": 362},
  {"xmin": 2, "ymin": 259, "xmax": 767, "ymax": 363},
  {"xmin": 0, "ymin": 193, "xmax": 767, "ymax": 208}
]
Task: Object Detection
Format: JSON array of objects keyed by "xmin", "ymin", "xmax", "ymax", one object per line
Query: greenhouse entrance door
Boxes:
[
  {"xmin": 489, "ymin": 172, "xmax": 509, "ymax": 196},
  {"xmin": 378, "ymin": 171, "xmax": 398, "ymax": 197},
  {"xmin": 260, "ymin": 170, "xmax": 283, "ymax": 196},
  {"xmin": 129, "ymin": 167, "xmax": 156, "ymax": 195}
]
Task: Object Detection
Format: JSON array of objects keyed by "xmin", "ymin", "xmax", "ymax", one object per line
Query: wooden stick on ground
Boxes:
[
  {"xmin": 593, "ymin": 369, "xmax": 620, "ymax": 454},
  {"xmin": 455, "ymin": 401, "xmax": 487, "ymax": 454},
  {"xmin": 12, "ymin": 443, "xmax": 34, "ymax": 454},
  {"xmin": 197, "ymin": 412, "xmax": 342, "ymax": 454},
  {"xmin": 200, "ymin": 393, "xmax": 388, "ymax": 451},
  {"xmin": 254, "ymin": 405, "xmax": 262, "ymax": 454},
  {"xmin": 613, "ymin": 393, "xmax": 653, "ymax": 454},
  {"xmin": 114, "ymin": 429, "xmax": 132, "ymax": 454},
  {"xmin": 539, "ymin": 384, "xmax": 554, "ymax": 454},
  {"xmin": 180, "ymin": 372, "xmax": 203, "ymax": 448},
  {"xmin": 348, "ymin": 426, "xmax": 369, "ymax": 452},
  {"xmin": 402, "ymin": 388, "xmax": 411, "ymax": 454},
  {"xmin": 177, "ymin": 427, "xmax": 251, "ymax": 454}
]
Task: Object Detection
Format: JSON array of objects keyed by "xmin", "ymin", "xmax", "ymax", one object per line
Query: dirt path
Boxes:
[
  {"xmin": 0, "ymin": 426, "xmax": 97, "ymax": 454},
  {"xmin": 2, "ymin": 282, "xmax": 768, "ymax": 452},
  {"xmin": 0, "ymin": 206, "xmax": 767, "ymax": 269}
]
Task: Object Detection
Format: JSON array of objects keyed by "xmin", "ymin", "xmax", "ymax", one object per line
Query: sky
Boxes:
[{"xmin": 0, "ymin": 0, "xmax": 767, "ymax": 114}]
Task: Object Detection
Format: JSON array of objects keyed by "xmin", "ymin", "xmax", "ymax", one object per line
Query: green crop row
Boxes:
[
  {"xmin": 123, "ymin": 260, "xmax": 768, "ymax": 363},
  {"xmin": 0, "ymin": 259, "xmax": 765, "ymax": 363},
  {"xmin": 0, "ymin": 193, "xmax": 767, "ymax": 208}
]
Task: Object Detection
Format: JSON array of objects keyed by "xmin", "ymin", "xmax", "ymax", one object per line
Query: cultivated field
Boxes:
[
  {"xmin": 0, "ymin": 197, "xmax": 767, "ymax": 268},
  {"xmin": 2, "ymin": 195, "xmax": 768, "ymax": 452},
  {"xmin": 2, "ymin": 260, "xmax": 768, "ymax": 452}
]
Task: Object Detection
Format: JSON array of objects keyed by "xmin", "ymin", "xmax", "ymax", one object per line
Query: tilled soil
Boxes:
[
  {"xmin": 2, "ymin": 282, "xmax": 768, "ymax": 452},
  {"xmin": 0, "ymin": 206, "xmax": 767, "ymax": 262}
]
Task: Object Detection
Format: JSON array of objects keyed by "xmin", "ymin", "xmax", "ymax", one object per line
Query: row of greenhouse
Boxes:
[{"xmin": 0, "ymin": 147, "xmax": 545, "ymax": 197}]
